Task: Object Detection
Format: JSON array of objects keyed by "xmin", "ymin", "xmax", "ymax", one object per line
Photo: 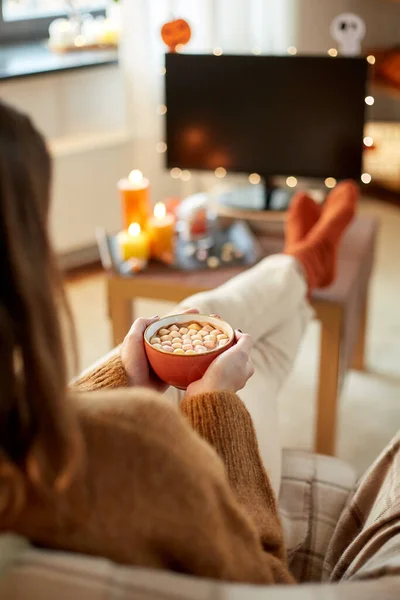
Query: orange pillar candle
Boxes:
[
  {"xmin": 118, "ymin": 223, "xmax": 150, "ymax": 262},
  {"xmin": 149, "ymin": 202, "xmax": 175, "ymax": 261},
  {"xmin": 118, "ymin": 170, "xmax": 150, "ymax": 230}
]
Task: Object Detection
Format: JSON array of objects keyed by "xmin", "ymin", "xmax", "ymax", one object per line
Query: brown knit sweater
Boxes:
[{"xmin": 13, "ymin": 352, "xmax": 294, "ymax": 585}]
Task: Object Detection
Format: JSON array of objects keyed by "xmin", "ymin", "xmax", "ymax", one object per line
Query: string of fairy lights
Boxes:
[{"xmin": 155, "ymin": 46, "xmax": 376, "ymax": 189}]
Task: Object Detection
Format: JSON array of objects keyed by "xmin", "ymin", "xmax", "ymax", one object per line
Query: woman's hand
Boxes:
[
  {"xmin": 185, "ymin": 331, "xmax": 254, "ymax": 398},
  {"xmin": 121, "ymin": 308, "xmax": 199, "ymax": 392}
]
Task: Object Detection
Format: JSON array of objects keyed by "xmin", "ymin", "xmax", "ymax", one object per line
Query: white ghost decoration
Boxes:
[{"xmin": 330, "ymin": 13, "xmax": 366, "ymax": 57}]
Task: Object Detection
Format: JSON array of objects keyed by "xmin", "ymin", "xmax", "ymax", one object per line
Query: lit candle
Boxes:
[
  {"xmin": 149, "ymin": 202, "xmax": 175, "ymax": 261},
  {"xmin": 118, "ymin": 223, "xmax": 150, "ymax": 262},
  {"xmin": 118, "ymin": 170, "xmax": 150, "ymax": 230}
]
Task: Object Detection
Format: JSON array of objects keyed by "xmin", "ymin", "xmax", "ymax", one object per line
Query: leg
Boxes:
[
  {"xmin": 315, "ymin": 304, "xmax": 343, "ymax": 456},
  {"xmin": 237, "ymin": 303, "xmax": 312, "ymax": 494},
  {"xmin": 108, "ymin": 278, "xmax": 134, "ymax": 347},
  {"xmin": 351, "ymin": 294, "xmax": 368, "ymax": 372},
  {"xmin": 179, "ymin": 254, "xmax": 310, "ymax": 345},
  {"xmin": 173, "ymin": 254, "xmax": 313, "ymax": 496},
  {"xmin": 169, "ymin": 184, "xmax": 357, "ymax": 491}
]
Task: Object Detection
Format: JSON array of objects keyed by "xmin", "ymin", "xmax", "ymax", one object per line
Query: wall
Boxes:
[
  {"xmin": 295, "ymin": 0, "xmax": 400, "ymax": 52},
  {"xmin": 294, "ymin": 0, "xmax": 400, "ymax": 121},
  {"xmin": 0, "ymin": 65, "xmax": 133, "ymax": 264}
]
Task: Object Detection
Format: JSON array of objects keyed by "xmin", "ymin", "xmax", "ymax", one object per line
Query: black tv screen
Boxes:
[{"xmin": 165, "ymin": 54, "xmax": 368, "ymax": 181}]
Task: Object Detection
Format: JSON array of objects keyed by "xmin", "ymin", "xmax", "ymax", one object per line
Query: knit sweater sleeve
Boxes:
[
  {"xmin": 71, "ymin": 349, "xmax": 129, "ymax": 390},
  {"xmin": 180, "ymin": 392, "xmax": 289, "ymax": 572}
]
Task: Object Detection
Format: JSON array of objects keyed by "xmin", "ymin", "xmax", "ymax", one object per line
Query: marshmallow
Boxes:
[
  {"xmin": 204, "ymin": 334, "xmax": 217, "ymax": 342},
  {"xmin": 203, "ymin": 325, "xmax": 214, "ymax": 332},
  {"xmin": 204, "ymin": 340, "xmax": 216, "ymax": 349},
  {"xmin": 151, "ymin": 321, "xmax": 230, "ymax": 356}
]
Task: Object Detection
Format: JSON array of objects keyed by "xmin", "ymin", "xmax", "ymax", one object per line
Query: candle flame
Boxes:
[
  {"xmin": 128, "ymin": 223, "xmax": 141, "ymax": 236},
  {"xmin": 154, "ymin": 202, "xmax": 166, "ymax": 219},
  {"xmin": 128, "ymin": 170, "xmax": 143, "ymax": 185}
]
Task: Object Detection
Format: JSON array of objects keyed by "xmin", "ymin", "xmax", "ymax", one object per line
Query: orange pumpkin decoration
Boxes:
[{"xmin": 161, "ymin": 18, "xmax": 191, "ymax": 53}]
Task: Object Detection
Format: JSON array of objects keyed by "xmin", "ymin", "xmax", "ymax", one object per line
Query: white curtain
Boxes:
[{"xmin": 120, "ymin": 0, "xmax": 298, "ymax": 205}]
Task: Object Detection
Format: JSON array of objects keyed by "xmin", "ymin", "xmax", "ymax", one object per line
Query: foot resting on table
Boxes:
[{"xmin": 284, "ymin": 180, "xmax": 359, "ymax": 290}]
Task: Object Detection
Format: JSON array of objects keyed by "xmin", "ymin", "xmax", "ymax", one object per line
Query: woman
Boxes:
[{"xmin": 0, "ymin": 101, "xmax": 357, "ymax": 584}]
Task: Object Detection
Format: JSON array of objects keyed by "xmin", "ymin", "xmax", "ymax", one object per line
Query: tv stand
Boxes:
[
  {"xmin": 264, "ymin": 183, "xmax": 294, "ymax": 211},
  {"xmin": 263, "ymin": 176, "xmax": 275, "ymax": 210},
  {"xmin": 216, "ymin": 178, "xmax": 294, "ymax": 212}
]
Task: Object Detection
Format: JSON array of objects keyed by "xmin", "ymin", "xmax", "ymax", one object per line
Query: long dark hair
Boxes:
[{"xmin": 0, "ymin": 101, "xmax": 80, "ymax": 524}]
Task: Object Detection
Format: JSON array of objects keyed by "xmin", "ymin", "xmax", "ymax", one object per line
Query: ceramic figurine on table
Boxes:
[{"xmin": 330, "ymin": 13, "xmax": 366, "ymax": 57}]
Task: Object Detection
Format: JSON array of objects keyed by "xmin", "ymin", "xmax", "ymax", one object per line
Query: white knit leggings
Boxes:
[{"xmin": 168, "ymin": 254, "xmax": 313, "ymax": 497}]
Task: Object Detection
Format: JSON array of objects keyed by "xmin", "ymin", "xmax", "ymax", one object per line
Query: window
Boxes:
[{"xmin": 0, "ymin": 0, "xmax": 107, "ymax": 43}]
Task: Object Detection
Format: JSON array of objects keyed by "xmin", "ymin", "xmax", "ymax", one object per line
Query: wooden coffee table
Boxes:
[{"xmin": 107, "ymin": 216, "xmax": 378, "ymax": 456}]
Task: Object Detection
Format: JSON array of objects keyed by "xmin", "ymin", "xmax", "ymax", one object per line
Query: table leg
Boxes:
[
  {"xmin": 352, "ymin": 295, "xmax": 368, "ymax": 372},
  {"xmin": 108, "ymin": 281, "xmax": 134, "ymax": 347},
  {"xmin": 315, "ymin": 305, "xmax": 343, "ymax": 456}
]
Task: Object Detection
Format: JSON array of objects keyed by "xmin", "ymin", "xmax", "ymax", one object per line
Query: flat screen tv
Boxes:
[{"xmin": 165, "ymin": 54, "xmax": 369, "ymax": 183}]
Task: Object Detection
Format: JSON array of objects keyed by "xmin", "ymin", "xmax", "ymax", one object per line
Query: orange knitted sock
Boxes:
[
  {"xmin": 285, "ymin": 192, "xmax": 322, "ymax": 248},
  {"xmin": 285, "ymin": 180, "xmax": 359, "ymax": 290}
]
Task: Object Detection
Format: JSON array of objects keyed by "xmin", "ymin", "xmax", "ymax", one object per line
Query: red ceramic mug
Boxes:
[{"xmin": 144, "ymin": 313, "xmax": 235, "ymax": 389}]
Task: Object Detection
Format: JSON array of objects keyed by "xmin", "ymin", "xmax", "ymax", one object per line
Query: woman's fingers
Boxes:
[
  {"xmin": 222, "ymin": 331, "xmax": 253, "ymax": 362},
  {"xmin": 246, "ymin": 359, "xmax": 255, "ymax": 379},
  {"xmin": 234, "ymin": 331, "xmax": 254, "ymax": 354},
  {"xmin": 126, "ymin": 316, "xmax": 159, "ymax": 338},
  {"xmin": 217, "ymin": 330, "xmax": 254, "ymax": 385}
]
